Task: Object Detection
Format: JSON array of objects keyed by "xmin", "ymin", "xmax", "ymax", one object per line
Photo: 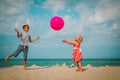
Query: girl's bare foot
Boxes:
[{"xmin": 77, "ymin": 69, "xmax": 82, "ymax": 72}]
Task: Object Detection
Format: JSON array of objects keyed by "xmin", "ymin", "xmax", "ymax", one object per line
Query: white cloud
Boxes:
[
  {"xmin": 75, "ymin": 2, "xmax": 87, "ymax": 12},
  {"xmin": 43, "ymin": 0, "xmax": 77, "ymax": 14},
  {"xmin": 43, "ymin": 0, "xmax": 66, "ymax": 13},
  {"xmin": 110, "ymin": 20, "xmax": 120, "ymax": 30},
  {"xmin": 111, "ymin": 23, "xmax": 118, "ymax": 30},
  {"xmin": 0, "ymin": 0, "xmax": 33, "ymax": 35},
  {"xmin": 26, "ymin": 18, "xmax": 31, "ymax": 25},
  {"xmin": 88, "ymin": 0, "xmax": 120, "ymax": 24},
  {"xmin": 1, "ymin": 0, "xmax": 31, "ymax": 14}
]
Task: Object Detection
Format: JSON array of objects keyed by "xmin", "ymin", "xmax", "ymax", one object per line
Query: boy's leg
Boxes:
[
  {"xmin": 5, "ymin": 54, "xmax": 14, "ymax": 61},
  {"xmin": 24, "ymin": 60, "xmax": 27, "ymax": 70},
  {"xmin": 5, "ymin": 45, "xmax": 23, "ymax": 61},
  {"xmin": 23, "ymin": 46, "xmax": 28, "ymax": 70}
]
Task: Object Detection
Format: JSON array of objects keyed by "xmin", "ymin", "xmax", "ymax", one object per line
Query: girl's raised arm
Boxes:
[{"xmin": 62, "ymin": 39, "xmax": 75, "ymax": 45}]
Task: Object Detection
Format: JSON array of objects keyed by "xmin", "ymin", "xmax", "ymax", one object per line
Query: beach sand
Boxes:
[{"xmin": 0, "ymin": 64, "xmax": 120, "ymax": 80}]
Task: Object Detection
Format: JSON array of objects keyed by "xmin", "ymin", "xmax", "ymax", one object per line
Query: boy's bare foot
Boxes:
[
  {"xmin": 5, "ymin": 56, "xmax": 9, "ymax": 62},
  {"xmin": 24, "ymin": 67, "xmax": 27, "ymax": 70},
  {"xmin": 24, "ymin": 66, "xmax": 27, "ymax": 70},
  {"xmin": 24, "ymin": 61, "xmax": 27, "ymax": 70}
]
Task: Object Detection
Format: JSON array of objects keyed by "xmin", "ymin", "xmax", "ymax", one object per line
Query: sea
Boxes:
[{"xmin": 0, "ymin": 59, "xmax": 120, "ymax": 67}]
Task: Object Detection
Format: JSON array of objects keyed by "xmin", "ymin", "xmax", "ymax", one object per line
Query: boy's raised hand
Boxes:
[
  {"xmin": 36, "ymin": 36, "xmax": 40, "ymax": 40},
  {"xmin": 15, "ymin": 28, "xmax": 19, "ymax": 33}
]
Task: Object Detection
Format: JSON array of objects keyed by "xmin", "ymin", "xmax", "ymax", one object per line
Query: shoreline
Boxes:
[{"xmin": 1, "ymin": 59, "xmax": 120, "ymax": 67}]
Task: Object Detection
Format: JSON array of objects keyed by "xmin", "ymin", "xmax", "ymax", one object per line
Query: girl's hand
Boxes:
[
  {"xmin": 62, "ymin": 39, "xmax": 66, "ymax": 42},
  {"xmin": 15, "ymin": 28, "xmax": 19, "ymax": 33},
  {"xmin": 62, "ymin": 39, "xmax": 75, "ymax": 45}
]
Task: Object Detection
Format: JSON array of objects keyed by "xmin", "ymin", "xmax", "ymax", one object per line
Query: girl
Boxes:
[{"xmin": 62, "ymin": 35, "xmax": 83, "ymax": 72}]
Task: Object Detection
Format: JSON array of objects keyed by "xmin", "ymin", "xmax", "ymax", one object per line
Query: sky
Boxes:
[{"xmin": 0, "ymin": 0, "xmax": 120, "ymax": 59}]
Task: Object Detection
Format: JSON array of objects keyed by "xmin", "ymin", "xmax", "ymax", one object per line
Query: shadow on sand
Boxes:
[
  {"xmin": 27, "ymin": 66, "xmax": 49, "ymax": 70},
  {"xmin": 82, "ymin": 68, "xmax": 89, "ymax": 72}
]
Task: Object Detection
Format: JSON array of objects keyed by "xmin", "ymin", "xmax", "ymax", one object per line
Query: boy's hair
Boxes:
[{"xmin": 22, "ymin": 24, "xmax": 29, "ymax": 30}]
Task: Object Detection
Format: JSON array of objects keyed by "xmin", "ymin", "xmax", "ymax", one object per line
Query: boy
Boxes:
[{"xmin": 5, "ymin": 24, "xmax": 40, "ymax": 70}]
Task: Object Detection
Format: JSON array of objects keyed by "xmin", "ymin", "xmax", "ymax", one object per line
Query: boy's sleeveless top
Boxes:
[{"xmin": 20, "ymin": 32, "xmax": 31, "ymax": 46}]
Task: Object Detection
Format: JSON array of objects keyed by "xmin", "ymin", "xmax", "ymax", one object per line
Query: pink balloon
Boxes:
[{"xmin": 50, "ymin": 16, "xmax": 64, "ymax": 31}]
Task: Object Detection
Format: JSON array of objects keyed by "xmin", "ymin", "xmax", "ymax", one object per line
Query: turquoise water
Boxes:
[{"xmin": 0, "ymin": 59, "xmax": 120, "ymax": 67}]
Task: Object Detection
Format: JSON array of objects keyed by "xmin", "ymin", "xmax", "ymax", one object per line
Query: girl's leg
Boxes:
[{"xmin": 77, "ymin": 61, "xmax": 82, "ymax": 72}]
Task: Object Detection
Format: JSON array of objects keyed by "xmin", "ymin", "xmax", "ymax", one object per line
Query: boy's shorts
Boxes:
[{"xmin": 12, "ymin": 45, "xmax": 28, "ymax": 61}]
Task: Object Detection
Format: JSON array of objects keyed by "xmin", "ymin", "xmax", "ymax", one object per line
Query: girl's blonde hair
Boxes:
[{"xmin": 76, "ymin": 35, "xmax": 83, "ymax": 43}]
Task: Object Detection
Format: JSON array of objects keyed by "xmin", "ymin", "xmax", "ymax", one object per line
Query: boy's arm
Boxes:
[
  {"xmin": 62, "ymin": 39, "xmax": 75, "ymax": 45},
  {"xmin": 30, "ymin": 36, "xmax": 40, "ymax": 43},
  {"xmin": 15, "ymin": 28, "xmax": 21, "ymax": 38}
]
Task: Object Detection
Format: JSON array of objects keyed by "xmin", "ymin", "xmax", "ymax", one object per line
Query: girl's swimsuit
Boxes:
[{"xmin": 72, "ymin": 42, "xmax": 82, "ymax": 62}]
